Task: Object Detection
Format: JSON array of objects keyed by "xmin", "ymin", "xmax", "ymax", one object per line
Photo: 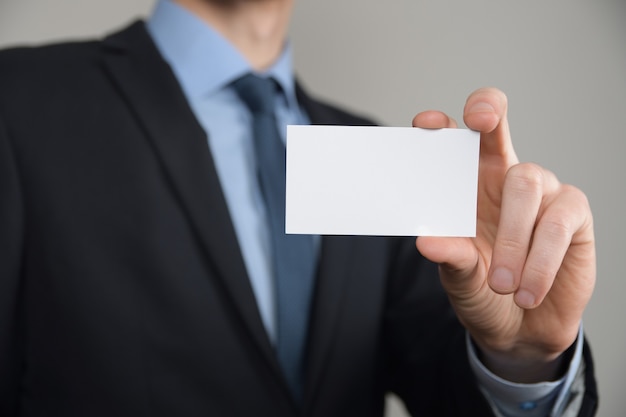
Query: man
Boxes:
[{"xmin": 0, "ymin": 0, "xmax": 597, "ymax": 416}]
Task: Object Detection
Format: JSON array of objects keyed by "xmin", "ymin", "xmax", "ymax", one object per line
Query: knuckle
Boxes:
[
  {"xmin": 547, "ymin": 184, "xmax": 593, "ymax": 232},
  {"xmin": 541, "ymin": 212, "xmax": 573, "ymax": 241},
  {"xmin": 496, "ymin": 234, "xmax": 528, "ymax": 253},
  {"xmin": 562, "ymin": 184, "xmax": 591, "ymax": 209},
  {"xmin": 523, "ymin": 261, "xmax": 555, "ymax": 286},
  {"xmin": 506, "ymin": 163, "xmax": 544, "ymax": 195}
]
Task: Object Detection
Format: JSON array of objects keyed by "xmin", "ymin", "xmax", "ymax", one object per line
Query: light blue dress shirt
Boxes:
[
  {"xmin": 146, "ymin": 1, "xmax": 583, "ymax": 415},
  {"xmin": 147, "ymin": 0, "xmax": 309, "ymax": 344}
]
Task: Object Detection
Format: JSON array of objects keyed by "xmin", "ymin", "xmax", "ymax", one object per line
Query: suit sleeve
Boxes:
[
  {"xmin": 0, "ymin": 116, "xmax": 24, "ymax": 416},
  {"xmin": 382, "ymin": 238, "xmax": 599, "ymax": 416},
  {"xmin": 381, "ymin": 237, "xmax": 495, "ymax": 416}
]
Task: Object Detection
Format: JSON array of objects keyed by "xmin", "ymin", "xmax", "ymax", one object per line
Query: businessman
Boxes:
[{"xmin": 0, "ymin": 0, "xmax": 597, "ymax": 416}]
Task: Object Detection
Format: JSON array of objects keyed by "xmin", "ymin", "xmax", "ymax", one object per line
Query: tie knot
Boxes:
[{"xmin": 232, "ymin": 73, "xmax": 277, "ymax": 115}]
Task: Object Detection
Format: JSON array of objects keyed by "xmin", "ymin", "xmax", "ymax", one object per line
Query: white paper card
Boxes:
[{"xmin": 285, "ymin": 125, "xmax": 480, "ymax": 237}]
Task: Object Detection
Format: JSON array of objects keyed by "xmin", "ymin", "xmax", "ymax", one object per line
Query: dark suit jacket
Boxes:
[{"xmin": 0, "ymin": 22, "xmax": 598, "ymax": 417}]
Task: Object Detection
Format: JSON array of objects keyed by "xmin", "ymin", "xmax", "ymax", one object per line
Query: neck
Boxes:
[{"xmin": 175, "ymin": 0, "xmax": 292, "ymax": 70}]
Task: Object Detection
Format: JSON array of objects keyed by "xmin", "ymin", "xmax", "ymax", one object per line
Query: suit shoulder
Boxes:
[
  {"xmin": 0, "ymin": 39, "xmax": 109, "ymax": 117},
  {"xmin": 296, "ymin": 81, "xmax": 379, "ymax": 126},
  {"xmin": 0, "ymin": 39, "xmax": 102, "ymax": 77},
  {"xmin": 0, "ymin": 21, "xmax": 148, "ymax": 84},
  {"xmin": 313, "ymin": 99, "xmax": 378, "ymax": 126}
]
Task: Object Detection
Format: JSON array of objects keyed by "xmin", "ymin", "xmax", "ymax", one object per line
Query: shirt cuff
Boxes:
[{"xmin": 467, "ymin": 325, "xmax": 584, "ymax": 417}]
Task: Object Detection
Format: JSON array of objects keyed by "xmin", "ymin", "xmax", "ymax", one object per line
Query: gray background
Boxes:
[{"xmin": 1, "ymin": 0, "xmax": 624, "ymax": 415}]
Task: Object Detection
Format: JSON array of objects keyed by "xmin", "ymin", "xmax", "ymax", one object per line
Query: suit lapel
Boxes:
[
  {"xmin": 99, "ymin": 22, "xmax": 283, "ymax": 381},
  {"xmin": 99, "ymin": 27, "xmax": 375, "ymax": 405},
  {"xmin": 303, "ymin": 236, "xmax": 357, "ymax": 405}
]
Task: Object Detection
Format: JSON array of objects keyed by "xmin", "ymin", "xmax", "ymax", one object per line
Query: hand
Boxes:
[{"xmin": 413, "ymin": 88, "xmax": 596, "ymax": 383}]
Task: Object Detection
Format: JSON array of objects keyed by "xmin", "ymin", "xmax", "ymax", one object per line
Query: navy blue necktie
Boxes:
[{"xmin": 232, "ymin": 74, "xmax": 315, "ymax": 400}]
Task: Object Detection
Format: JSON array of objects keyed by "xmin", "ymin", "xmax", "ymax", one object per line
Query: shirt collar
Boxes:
[{"xmin": 146, "ymin": 0, "xmax": 299, "ymax": 109}]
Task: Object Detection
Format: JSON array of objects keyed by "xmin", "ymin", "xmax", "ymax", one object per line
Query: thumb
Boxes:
[{"xmin": 416, "ymin": 236, "xmax": 484, "ymax": 298}]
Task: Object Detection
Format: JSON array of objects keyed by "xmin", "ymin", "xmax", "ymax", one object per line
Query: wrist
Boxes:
[{"xmin": 472, "ymin": 338, "xmax": 577, "ymax": 383}]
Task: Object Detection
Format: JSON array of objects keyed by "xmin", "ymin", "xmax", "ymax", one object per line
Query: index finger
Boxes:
[{"xmin": 464, "ymin": 88, "xmax": 519, "ymax": 168}]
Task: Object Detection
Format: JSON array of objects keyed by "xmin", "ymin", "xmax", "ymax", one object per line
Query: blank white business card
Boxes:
[{"xmin": 285, "ymin": 125, "xmax": 479, "ymax": 237}]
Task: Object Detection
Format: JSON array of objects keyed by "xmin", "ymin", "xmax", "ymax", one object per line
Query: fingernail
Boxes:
[
  {"xmin": 490, "ymin": 267, "xmax": 514, "ymax": 291},
  {"xmin": 468, "ymin": 101, "xmax": 495, "ymax": 113},
  {"xmin": 515, "ymin": 289, "xmax": 536, "ymax": 309}
]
